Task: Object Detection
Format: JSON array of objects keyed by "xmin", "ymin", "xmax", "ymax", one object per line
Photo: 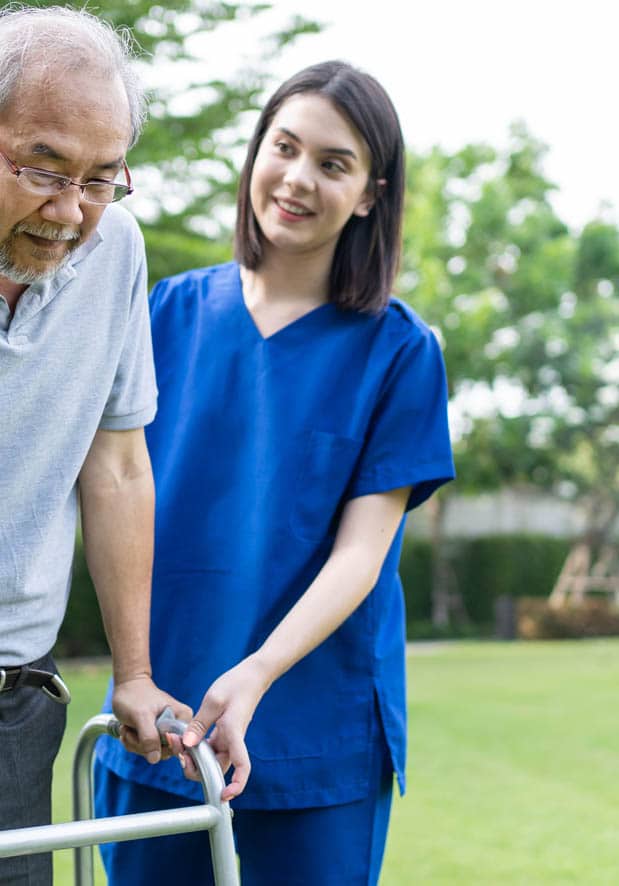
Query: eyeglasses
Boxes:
[{"xmin": 0, "ymin": 148, "xmax": 134, "ymax": 205}]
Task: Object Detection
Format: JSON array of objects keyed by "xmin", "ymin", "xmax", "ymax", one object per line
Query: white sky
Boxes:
[{"xmin": 186, "ymin": 0, "xmax": 619, "ymax": 232}]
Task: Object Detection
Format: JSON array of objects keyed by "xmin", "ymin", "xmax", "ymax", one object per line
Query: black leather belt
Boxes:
[{"xmin": 0, "ymin": 664, "xmax": 71, "ymax": 704}]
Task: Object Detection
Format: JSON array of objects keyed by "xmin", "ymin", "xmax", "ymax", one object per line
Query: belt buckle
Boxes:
[
  {"xmin": 0, "ymin": 669, "xmax": 5, "ymax": 692},
  {"xmin": 42, "ymin": 673, "xmax": 72, "ymax": 705}
]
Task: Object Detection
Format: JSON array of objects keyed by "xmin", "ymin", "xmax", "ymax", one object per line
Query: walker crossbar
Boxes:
[
  {"xmin": 0, "ymin": 710, "xmax": 240, "ymax": 886},
  {"xmin": 0, "ymin": 806, "xmax": 219, "ymax": 856}
]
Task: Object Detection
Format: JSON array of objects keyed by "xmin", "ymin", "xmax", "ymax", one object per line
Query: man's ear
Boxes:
[{"xmin": 353, "ymin": 178, "xmax": 387, "ymax": 218}]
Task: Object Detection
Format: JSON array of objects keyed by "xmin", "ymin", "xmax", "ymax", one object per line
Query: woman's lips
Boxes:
[{"xmin": 273, "ymin": 197, "xmax": 313, "ymax": 219}]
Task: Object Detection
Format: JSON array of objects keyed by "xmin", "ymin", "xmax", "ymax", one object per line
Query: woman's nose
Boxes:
[{"xmin": 283, "ymin": 156, "xmax": 315, "ymax": 192}]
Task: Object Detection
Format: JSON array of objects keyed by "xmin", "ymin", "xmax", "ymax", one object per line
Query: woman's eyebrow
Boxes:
[{"xmin": 275, "ymin": 126, "xmax": 358, "ymax": 160}]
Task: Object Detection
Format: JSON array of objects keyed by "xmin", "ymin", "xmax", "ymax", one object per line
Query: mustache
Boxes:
[{"xmin": 13, "ymin": 222, "xmax": 80, "ymax": 242}]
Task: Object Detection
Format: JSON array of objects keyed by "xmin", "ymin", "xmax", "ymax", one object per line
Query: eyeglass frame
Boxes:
[{"xmin": 0, "ymin": 147, "xmax": 134, "ymax": 205}]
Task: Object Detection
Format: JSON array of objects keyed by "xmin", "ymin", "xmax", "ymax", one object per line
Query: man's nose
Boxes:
[{"xmin": 39, "ymin": 185, "xmax": 85, "ymax": 226}]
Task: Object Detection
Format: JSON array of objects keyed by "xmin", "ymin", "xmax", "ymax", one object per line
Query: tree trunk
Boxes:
[
  {"xmin": 549, "ymin": 499, "xmax": 619, "ymax": 607},
  {"xmin": 428, "ymin": 495, "xmax": 462, "ymax": 627}
]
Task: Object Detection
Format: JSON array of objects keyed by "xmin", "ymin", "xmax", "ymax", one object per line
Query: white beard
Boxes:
[{"xmin": 0, "ymin": 225, "xmax": 78, "ymax": 284}]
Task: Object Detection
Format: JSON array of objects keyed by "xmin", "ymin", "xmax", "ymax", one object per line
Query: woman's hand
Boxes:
[{"xmin": 167, "ymin": 655, "xmax": 272, "ymax": 801}]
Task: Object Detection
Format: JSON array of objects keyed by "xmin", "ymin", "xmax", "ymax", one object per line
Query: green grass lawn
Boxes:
[{"xmin": 49, "ymin": 640, "xmax": 619, "ymax": 884}]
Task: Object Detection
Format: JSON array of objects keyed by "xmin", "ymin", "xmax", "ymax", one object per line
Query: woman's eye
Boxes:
[
  {"xmin": 275, "ymin": 141, "xmax": 292, "ymax": 154},
  {"xmin": 323, "ymin": 160, "xmax": 345, "ymax": 174}
]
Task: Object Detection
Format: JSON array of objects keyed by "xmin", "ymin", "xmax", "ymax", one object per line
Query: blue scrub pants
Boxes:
[{"xmin": 94, "ymin": 737, "xmax": 393, "ymax": 886}]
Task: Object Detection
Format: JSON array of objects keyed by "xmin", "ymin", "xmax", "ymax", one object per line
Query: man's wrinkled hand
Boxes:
[{"xmin": 112, "ymin": 675, "xmax": 192, "ymax": 764}]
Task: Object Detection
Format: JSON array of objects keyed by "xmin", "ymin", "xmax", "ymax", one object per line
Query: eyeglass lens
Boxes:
[{"xmin": 18, "ymin": 168, "xmax": 129, "ymax": 204}]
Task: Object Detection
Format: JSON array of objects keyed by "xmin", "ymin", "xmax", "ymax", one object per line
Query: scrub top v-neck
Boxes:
[
  {"xmin": 97, "ymin": 260, "xmax": 455, "ymax": 810},
  {"xmin": 237, "ymin": 276, "xmax": 335, "ymax": 343}
]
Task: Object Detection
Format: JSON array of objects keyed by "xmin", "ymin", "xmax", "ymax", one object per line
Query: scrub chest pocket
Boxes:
[{"xmin": 290, "ymin": 430, "xmax": 363, "ymax": 543}]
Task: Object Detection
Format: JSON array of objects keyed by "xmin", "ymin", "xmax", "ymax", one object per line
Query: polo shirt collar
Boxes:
[{"xmin": 68, "ymin": 227, "xmax": 103, "ymax": 268}]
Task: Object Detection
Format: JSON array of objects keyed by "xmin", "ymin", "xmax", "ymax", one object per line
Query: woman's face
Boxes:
[{"xmin": 249, "ymin": 92, "xmax": 375, "ymax": 264}]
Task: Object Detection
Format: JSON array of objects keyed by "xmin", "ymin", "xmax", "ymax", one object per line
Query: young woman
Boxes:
[{"xmin": 95, "ymin": 60, "xmax": 455, "ymax": 885}]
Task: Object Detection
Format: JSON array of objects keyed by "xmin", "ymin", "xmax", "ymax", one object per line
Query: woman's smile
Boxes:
[
  {"xmin": 273, "ymin": 196, "xmax": 314, "ymax": 219},
  {"xmin": 249, "ymin": 92, "xmax": 374, "ymax": 262}
]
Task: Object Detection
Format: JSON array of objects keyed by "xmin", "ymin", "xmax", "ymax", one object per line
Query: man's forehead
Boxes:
[
  {"xmin": 0, "ymin": 70, "xmax": 132, "ymax": 160},
  {"xmin": 4, "ymin": 66, "xmax": 130, "ymax": 128}
]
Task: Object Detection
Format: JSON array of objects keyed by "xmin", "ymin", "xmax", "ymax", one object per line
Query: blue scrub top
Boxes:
[{"xmin": 97, "ymin": 261, "xmax": 455, "ymax": 810}]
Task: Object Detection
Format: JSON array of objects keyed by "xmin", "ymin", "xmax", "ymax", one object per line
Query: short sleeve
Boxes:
[
  {"xmin": 99, "ymin": 229, "xmax": 158, "ymax": 430},
  {"xmin": 347, "ymin": 322, "xmax": 455, "ymax": 511}
]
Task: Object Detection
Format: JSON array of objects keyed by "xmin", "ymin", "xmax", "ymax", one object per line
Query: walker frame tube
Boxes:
[{"xmin": 0, "ymin": 712, "xmax": 239, "ymax": 886}]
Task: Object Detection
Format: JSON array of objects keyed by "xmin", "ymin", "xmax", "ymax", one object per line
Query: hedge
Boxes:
[
  {"xmin": 55, "ymin": 533, "xmax": 572, "ymax": 656},
  {"xmin": 54, "ymin": 541, "xmax": 109, "ymax": 658},
  {"xmin": 400, "ymin": 533, "xmax": 571, "ymax": 637}
]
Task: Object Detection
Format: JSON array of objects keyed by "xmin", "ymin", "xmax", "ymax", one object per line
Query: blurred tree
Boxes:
[
  {"xmin": 518, "ymin": 222, "xmax": 619, "ymax": 601},
  {"xmin": 29, "ymin": 0, "xmax": 320, "ymax": 282},
  {"xmin": 399, "ymin": 124, "xmax": 618, "ymax": 624}
]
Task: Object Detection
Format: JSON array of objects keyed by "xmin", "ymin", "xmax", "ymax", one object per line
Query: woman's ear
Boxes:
[{"xmin": 353, "ymin": 178, "xmax": 387, "ymax": 218}]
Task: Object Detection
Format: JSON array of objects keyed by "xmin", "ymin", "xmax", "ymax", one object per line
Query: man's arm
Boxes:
[{"xmin": 79, "ymin": 427, "xmax": 191, "ymax": 762}]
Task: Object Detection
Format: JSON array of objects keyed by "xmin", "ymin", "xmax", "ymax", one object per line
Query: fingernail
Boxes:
[
  {"xmin": 179, "ymin": 754, "xmax": 186, "ymax": 769},
  {"xmin": 146, "ymin": 751, "xmax": 160, "ymax": 765}
]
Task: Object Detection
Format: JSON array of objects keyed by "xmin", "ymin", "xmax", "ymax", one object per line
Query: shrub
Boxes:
[
  {"xmin": 517, "ymin": 597, "xmax": 619, "ymax": 640},
  {"xmin": 399, "ymin": 533, "xmax": 571, "ymax": 635},
  {"xmin": 54, "ymin": 538, "xmax": 108, "ymax": 658}
]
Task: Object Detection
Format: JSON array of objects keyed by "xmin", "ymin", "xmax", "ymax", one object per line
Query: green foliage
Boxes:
[
  {"xmin": 399, "ymin": 120, "xmax": 619, "ymax": 578},
  {"xmin": 575, "ymin": 221, "xmax": 619, "ymax": 297},
  {"xmin": 54, "ymin": 543, "xmax": 108, "ymax": 658},
  {"xmin": 399, "ymin": 533, "xmax": 571, "ymax": 638},
  {"xmin": 143, "ymin": 226, "xmax": 232, "ymax": 282},
  {"xmin": 454, "ymin": 535, "xmax": 571, "ymax": 622}
]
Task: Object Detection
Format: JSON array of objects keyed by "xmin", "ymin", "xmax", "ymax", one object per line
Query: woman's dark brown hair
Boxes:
[{"xmin": 234, "ymin": 60, "xmax": 405, "ymax": 313}]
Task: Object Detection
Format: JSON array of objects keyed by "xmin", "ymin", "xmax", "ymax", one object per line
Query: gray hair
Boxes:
[{"xmin": 0, "ymin": 4, "xmax": 147, "ymax": 147}]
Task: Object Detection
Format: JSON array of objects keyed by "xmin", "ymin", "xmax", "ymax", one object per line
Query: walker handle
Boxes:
[{"xmin": 155, "ymin": 705, "xmax": 188, "ymax": 740}]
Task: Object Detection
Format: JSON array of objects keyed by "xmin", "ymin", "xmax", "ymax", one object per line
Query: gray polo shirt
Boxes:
[{"xmin": 0, "ymin": 204, "xmax": 157, "ymax": 665}]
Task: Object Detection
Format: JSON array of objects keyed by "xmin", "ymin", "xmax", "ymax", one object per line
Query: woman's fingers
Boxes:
[
  {"xmin": 182, "ymin": 717, "xmax": 211, "ymax": 747},
  {"xmin": 209, "ymin": 726, "xmax": 251, "ymax": 800},
  {"xmin": 220, "ymin": 732, "xmax": 251, "ymax": 800},
  {"xmin": 164, "ymin": 732, "xmax": 200, "ymax": 779},
  {"xmin": 182, "ymin": 695, "xmax": 222, "ymax": 748}
]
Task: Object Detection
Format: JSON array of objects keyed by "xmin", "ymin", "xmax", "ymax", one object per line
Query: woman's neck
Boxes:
[
  {"xmin": 240, "ymin": 251, "xmax": 333, "ymax": 338},
  {"xmin": 244, "ymin": 248, "xmax": 332, "ymax": 309}
]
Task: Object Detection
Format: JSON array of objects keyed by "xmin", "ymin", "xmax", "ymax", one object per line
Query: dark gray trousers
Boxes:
[{"xmin": 0, "ymin": 653, "xmax": 67, "ymax": 886}]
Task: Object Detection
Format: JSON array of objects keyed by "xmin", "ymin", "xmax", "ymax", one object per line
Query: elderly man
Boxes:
[{"xmin": 0, "ymin": 6, "xmax": 190, "ymax": 883}]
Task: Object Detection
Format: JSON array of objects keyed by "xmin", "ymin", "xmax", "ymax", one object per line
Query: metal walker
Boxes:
[{"xmin": 0, "ymin": 709, "xmax": 240, "ymax": 885}]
